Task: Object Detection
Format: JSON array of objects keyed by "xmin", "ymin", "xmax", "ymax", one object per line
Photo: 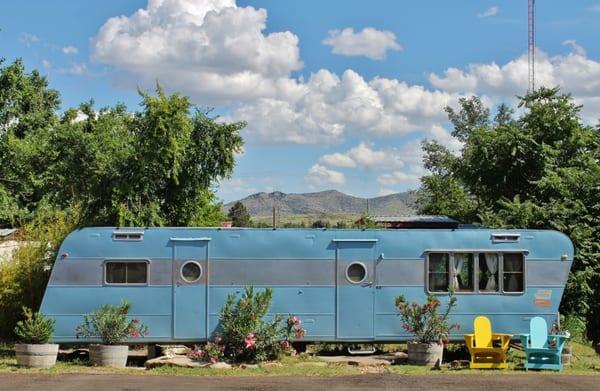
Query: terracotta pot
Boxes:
[
  {"xmin": 15, "ymin": 343, "xmax": 59, "ymax": 368},
  {"xmin": 89, "ymin": 344, "xmax": 129, "ymax": 367},
  {"xmin": 407, "ymin": 342, "xmax": 443, "ymax": 366}
]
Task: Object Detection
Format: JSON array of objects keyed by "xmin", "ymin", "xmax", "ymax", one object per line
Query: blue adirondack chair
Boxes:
[{"xmin": 520, "ymin": 317, "xmax": 568, "ymax": 371}]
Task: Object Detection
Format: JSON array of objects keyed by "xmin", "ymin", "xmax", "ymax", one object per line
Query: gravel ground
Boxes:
[{"xmin": 2, "ymin": 373, "xmax": 599, "ymax": 391}]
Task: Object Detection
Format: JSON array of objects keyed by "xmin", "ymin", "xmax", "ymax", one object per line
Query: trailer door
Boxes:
[
  {"xmin": 335, "ymin": 239, "xmax": 376, "ymax": 340},
  {"xmin": 171, "ymin": 238, "xmax": 210, "ymax": 340}
]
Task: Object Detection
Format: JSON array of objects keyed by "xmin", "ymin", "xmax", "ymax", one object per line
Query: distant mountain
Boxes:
[{"xmin": 222, "ymin": 190, "xmax": 417, "ymax": 217}]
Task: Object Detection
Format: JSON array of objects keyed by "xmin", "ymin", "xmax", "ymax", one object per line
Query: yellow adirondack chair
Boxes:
[{"xmin": 464, "ymin": 316, "xmax": 512, "ymax": 369}]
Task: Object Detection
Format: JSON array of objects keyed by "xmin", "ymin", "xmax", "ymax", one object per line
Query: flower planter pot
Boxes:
[
  {"xmin": 407, "ymin": 342, "xmax": 443, "ymax": 366},
  {"xmin": 561, "ymin": 345, "xmax": 572, "ymax": 365},
  {"xmin": 15, "ymin": 343, "xmax": 59, "ymax": 368},
  {"xmin": 89, "ymin": 344, "xmax": 129, "ymax": 367}
]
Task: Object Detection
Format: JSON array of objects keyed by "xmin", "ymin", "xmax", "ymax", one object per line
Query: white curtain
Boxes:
[
  {"xmin": 452, "ymin": 254, "xmax": 466, "ymax": 289},
  {"xmin": 484, "ymin": 253, "xmax": 499, "ymax": 291}
]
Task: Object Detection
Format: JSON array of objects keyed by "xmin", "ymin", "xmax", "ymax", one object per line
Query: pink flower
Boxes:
[
  {"xmin": 281, "ymin": 340, "xmax": 291, "ymax": 350},
  {"xmin": 244, "ymin": 333, "xmax": 256, "ymax": 349}
]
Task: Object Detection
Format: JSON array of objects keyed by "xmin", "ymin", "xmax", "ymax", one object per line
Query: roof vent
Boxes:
[
  {"xmin": 112, "ymin": 231, "xmax": 144, "ymax": 241},
  {"xmin": 491, "ymin": 233, "xmax": 520, "ymax": 243}
]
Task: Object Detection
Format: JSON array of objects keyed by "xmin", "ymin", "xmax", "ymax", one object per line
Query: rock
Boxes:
[
  {"xmin": 145, "ymin": 355, "xmax": 208, "ymax": 369},
  {"xmin": 210, "ymin": 362, "xmax": 233, "ymax": 369},
  {"xmin": 239, "ymin": 363, "xmax": 259, "ymax": 369}
]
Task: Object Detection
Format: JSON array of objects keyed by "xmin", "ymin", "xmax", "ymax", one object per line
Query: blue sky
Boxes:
[{"xmin": 2, "ymin": 0, "xmax": 600, "ymax": 203}]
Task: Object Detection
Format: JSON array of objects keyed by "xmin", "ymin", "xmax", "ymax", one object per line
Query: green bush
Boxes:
[
  {"xmin": 218, "ymin": 286, "xmax": 305, "ymax": 363},
  {"xmin": 0, "ymin": 206, "xmax": 79, "ymax": 339},
  {"xmin": 395, "ymin": 293, "xmax": 458, "ymax": 344},
  {"xmin": 76, "ymin": 301, "xmax": 148, "ymax": 345},
  {"xmin": 14, "ymin": 307, "xmax": 55, "ymax": 344}
]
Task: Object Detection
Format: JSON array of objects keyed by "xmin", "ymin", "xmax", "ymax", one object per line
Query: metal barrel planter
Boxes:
[
  {"xmin": 15, "ymin": 344, "xmax": 59, "ymax": 368},
  {"xmin": 89, "ymin": 345, "xmax": 129, "ymax": 367}
]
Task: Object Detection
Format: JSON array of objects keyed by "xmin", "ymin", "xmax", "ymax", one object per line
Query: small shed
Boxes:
[
  {"xmin": 371, "ymin": 215, "xmax": 460, "ymax": 229},
  {"xmin": 0, "ymin": 228, "xmax": 19, "ymax": 263}
]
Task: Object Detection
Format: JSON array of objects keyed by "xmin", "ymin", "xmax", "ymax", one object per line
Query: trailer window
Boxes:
[
  {"xmin": 346, "ymin": 262, "xmax": 367, "ymax": 284},
  {"xmin": 181, "ymin": 261, "xmax": 202, "ymax": 283},
  {"xmin": 479, "ymin": 253, "xmax": 500, "ymax": 292},
  {"xmin": 106, "ymin": 262, "xmax": 147, "ymax": 284},
  {"xmin": 503, "ymin": 253, "xmax": 524, "ymax": 292},
  {"xmin": 428, "ymin": 253, "xmax": 449, "ymax": 292},
  {"xmin": 452, "ymin": 253, "xmax": 474, "ymax": 292}
]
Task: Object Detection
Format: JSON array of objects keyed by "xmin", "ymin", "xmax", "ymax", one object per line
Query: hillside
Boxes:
[{"xmin": 222, "ymin": 190, "xmax": 417, "ymax": 217}]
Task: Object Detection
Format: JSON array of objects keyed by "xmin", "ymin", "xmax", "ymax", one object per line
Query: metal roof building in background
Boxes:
[{"xmin": 371, "ymin": 215, "xmax": 460, "ymax": 229}]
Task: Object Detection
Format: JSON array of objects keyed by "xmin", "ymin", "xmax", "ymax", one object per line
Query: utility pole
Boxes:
[{"xmin": 528, "ymin": 0, "xmax": 535, "ymax": 93}]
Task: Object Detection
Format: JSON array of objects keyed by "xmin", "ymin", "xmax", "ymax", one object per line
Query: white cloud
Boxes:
[
  {"xmin": 319, "ymin": 141, "xmax": 417, "ymax": 170},
  {"xmin": 428, "ymin": 43, "xmax": 600, "ymax": 122},
  {"xmin": 91, "ymin": 1, "xmax": 600, "ymax": 147},
  {"xmin": 305, "ymin": 164, "xmax": 346, "ymax": 186},
  {"xmin": 90, "ymin": 0, "xmax": 457, "ymax": 144},
  {"xmin": 92, "ymin": 0, "xmax": 302, "ymax": 104},
  {"xmin": 62, "ymin": 46, "xmax": 79, "ymax": 55},
  {"xmin": 478, "ymin": 6, "xmax": 498, "ymax": 18},
  {"xmin": 219, "ymin": 177, "xmax": 257, "ymax": 195},
  {"xmin": 377, "ymin": 171, "xmax": 420, "ymax": 186},
  {"xmin": 322, "ymin": 27, "xmax": 401, "ymax": 60},
  {"xmin": 233, "ymin": 69, "xmax": 458, "ymax": 144},
  {"xmin": 19, "ymin": 33, "xmax": 39, "ymax": 47}
]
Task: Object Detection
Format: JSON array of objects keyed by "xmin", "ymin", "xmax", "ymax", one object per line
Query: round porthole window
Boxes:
[
  {"xmin": 346, "ymin": 262, "xmax": 367, "ymax": 284},
  {"xmin": 181, "ymin": 261, "xmax": 202, "ymax": 283}
]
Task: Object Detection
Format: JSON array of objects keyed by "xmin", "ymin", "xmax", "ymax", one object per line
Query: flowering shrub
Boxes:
[
  {"xmin": 14, "ymin": 307, "xmax": 55, "ymax": 344},
  {"xmin": 76, "ymin": 301, "xmax": 148, "ymax": 345},
  {"xmin": 395, "ymin": 293, "xmax": 458, "ymax": 344},
  {"xmin": 188, "ymin": 337, "xmax": 225, "ymax": 364},
  {"xmin": 218, "ymin": 286, "xmax": 305, "ymax": 362}
]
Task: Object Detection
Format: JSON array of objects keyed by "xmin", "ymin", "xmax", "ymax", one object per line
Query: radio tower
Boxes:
[{"xmin": 528, "ymin": 0, "xmax": 535, "ymax": 92}]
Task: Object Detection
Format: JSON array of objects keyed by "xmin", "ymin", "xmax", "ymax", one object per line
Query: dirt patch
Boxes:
[{"xmin": 2, "ymin": 373, "xmax": 598, "ymax": 391}]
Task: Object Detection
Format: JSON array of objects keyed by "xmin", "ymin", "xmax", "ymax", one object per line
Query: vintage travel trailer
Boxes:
[{"xmin": 40, "ymin": 227, "xmax": 573, "ymax": 343}]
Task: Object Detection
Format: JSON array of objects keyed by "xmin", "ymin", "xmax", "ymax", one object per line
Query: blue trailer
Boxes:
[{"xmin": 40, "ymin": 227, "xmax": 573, "ymax": 343}]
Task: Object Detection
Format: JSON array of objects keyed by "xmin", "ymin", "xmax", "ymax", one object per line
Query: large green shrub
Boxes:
[
  {"xmin": 14, "ymin": 307, "xmax": 55, "ymax": 344},
  {"xmin": 0, "ymin": 206, "xmax": 79, "ymax": 338},
  {"xmin": 218, "ymin": 286, "xmax": 305, "ymax": 363},
  {"xmin": 76, "ymin": 301, "xmax": 148, "ymax": 345},
  {"xmin": 395, "ymin": 293, "xmax": 458, "ymax": 344}
]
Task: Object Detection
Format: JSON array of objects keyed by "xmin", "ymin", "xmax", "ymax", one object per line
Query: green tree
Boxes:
[
  {"xmin": 419, "ymin": 87, "xmax": 600, "ymax": 341},
  {"xmin": 228, "ymin": 201, "xmax": 252, "ymax": 227},
  {"xmin": 0, "ymin": 58, "xmax": 60, "ymax": 138},
  {"xmin": 0, "ymin": 58, "xmax": 61, "ymax": 226}
]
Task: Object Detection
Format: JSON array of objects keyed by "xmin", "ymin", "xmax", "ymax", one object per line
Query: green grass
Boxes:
[{"xmin": 1, "ymin": 342, "xmax": 599, "ymax": 377}]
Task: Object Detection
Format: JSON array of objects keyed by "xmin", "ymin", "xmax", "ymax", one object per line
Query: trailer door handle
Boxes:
[{"xmin": 361, "ymin": 281, "xmax": 373, "ymax": 287}]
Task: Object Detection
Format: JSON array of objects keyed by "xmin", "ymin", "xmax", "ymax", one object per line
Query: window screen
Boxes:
[
  {"xmin": 428, "ymin": 253, "xmax": 449, "ymax": 292},
  {"xmin": 106, "ymin": 262, "xmax": 148, "ymax": 284},
  {"xmin": 503, "ymin": 253, "xmax": 524, "ymax": 292}
]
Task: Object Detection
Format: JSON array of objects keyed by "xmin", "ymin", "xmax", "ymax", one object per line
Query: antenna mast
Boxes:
[{"xmin": 528, "ymin": 0, "xmax": 535, "ymax": 92}]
